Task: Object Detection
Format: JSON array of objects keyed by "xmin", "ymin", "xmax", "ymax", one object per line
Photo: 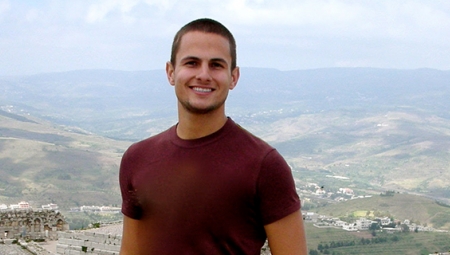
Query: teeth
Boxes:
[{"xmin": 193, "ymin": 87, "xmax": 212, "ymax": 92}]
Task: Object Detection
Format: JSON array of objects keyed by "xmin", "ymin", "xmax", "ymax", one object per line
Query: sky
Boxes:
[{"xmin": 1, "ymin": 0, "xmax": 450, "ymax": 75}]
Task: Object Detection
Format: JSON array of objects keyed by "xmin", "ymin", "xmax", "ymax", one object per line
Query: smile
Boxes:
[{"xmin": 192, "ymin": 87, "xmax": 214, "ymax": 93}]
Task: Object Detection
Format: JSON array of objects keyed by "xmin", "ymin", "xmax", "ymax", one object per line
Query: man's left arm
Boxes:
[{"xmin": 264, "ymin": 210, "xmax": 307, "ymax": 255}]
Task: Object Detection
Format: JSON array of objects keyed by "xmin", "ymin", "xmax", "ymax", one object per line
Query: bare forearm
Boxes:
[
  {"xmin": 120, "ymin": 216, "xmax": 142, "ymax": 255},
  {"xmin": 265, "ymin": 210, "xmax": 307, "ymax": 255}
]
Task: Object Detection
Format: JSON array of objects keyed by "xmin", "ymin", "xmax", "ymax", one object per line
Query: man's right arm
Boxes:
[{"xmin": 120, "ymin": 215, "xmax": 142, "ymax": 255}]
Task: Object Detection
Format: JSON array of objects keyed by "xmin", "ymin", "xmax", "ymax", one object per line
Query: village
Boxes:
[
  {"xmin": 298, "ymin": 182, "xmax": 449, "ymax": 234},
  {"xmin": 69, "ymin": 205, "xmax": 121, "ymax": 215},
  {"xmin": 1, "ymin": 190, "xmax": 449, "ymax": 255},
  {"xmin": 0, "ymin": 201, "xmax": 59, "ymax": 211},
  {"xmin": 3, "ymin": 180, "xmax": 450, "ymax": 236}
]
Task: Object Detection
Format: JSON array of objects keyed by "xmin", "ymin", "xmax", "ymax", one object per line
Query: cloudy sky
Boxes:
[{"xmin": 1, "ymin": 0, "xmax": 449, "ymax": 75}]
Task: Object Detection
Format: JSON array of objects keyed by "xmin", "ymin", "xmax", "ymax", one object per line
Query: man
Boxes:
[{"xmin": 119, "ymin": 18, "xmax": 307, "ymax": 254}]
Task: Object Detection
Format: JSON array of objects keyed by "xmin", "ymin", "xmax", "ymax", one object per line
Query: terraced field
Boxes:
[{"xmin": 305, "ymin": 222, "xmax": 450, "ymax": 255}]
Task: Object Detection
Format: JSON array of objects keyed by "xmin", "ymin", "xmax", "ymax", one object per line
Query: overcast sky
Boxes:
[{"xmin": 1, "ymin": 0, "xmax": 449, "ymax": 75}]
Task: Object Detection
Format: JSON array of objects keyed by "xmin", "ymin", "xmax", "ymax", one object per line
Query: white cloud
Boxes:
[
  {"xmin": 0, "ymin": 0, "xmax": 10, "ymax": 13},
  {"xmin": 85, "ymin": 0, "xmax": 139, "ymax": 23},
  {"xmin": 0, "ymin": 0, "xmax": 449, "ymax": 75}
]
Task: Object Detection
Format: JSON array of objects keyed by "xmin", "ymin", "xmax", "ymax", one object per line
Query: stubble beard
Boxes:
[{"xmin": 179, "ymin": 99, "xmax": 226, "ymax": 115}]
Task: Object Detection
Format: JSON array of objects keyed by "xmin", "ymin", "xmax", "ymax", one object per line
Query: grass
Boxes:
[
  {"xmin": 64, "ymin": 211, "xmax": 123, "ymax": 230},
  {"xmin": 311, "ymin": 193, "xmax": 450, "ymax": 230},
  {"xmin": 305, "ymin": 222, "xmax": 450, "ymax": 255},
  {"xmin": 2, "ymin": 103, "xmax": 450, "ymax": 227},
  {"xmin": 0, "ymin": 114, "xmax": 129, "ymax": 208}
]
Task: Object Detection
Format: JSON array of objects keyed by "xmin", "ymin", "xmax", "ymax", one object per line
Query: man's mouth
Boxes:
[{"xmin": 192, "ymin": 87, "xmax": 214, "ymax": 93}]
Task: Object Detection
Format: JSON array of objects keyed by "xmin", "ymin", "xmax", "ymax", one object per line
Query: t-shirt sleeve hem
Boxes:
[
  {"xmin": 263, "ymin": 202, "xmax": 301, "ymax": 226},
  {"xmin": 121, "ymin": 207, "xmax": 141, "ymax": 220}
]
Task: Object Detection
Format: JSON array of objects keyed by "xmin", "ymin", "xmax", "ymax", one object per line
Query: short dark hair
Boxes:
[{"xmin": 170, "ymin": 18, "xmax": 237, "ymax": 70}]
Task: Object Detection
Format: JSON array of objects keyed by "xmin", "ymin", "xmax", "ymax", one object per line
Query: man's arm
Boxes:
[
  {"xmin": 264, "ymin": 210, "xmax": 307, "ymax": 255},
  {"xmin": 120, "ymin": 215, "xmax": 142, "ymax": 255}
]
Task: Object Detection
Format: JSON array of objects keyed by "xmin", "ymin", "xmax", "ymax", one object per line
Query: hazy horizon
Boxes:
[{"xmin": 1, "ymin": 0, "xmax": 449, "ymax": 76}]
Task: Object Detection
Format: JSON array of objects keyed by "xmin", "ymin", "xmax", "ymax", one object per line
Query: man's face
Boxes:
[{"xmin": 166, "ymin": 31, "xmax": 239, "ymax": 115}]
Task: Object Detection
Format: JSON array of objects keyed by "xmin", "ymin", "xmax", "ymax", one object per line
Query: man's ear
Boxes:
[
  {"xmin": 229, "ymin": 66, "xmax": 240, "ymax": 90},
  {"xmin": 166, "ymin": 61, "xmax": 175, "ymax": 86}
]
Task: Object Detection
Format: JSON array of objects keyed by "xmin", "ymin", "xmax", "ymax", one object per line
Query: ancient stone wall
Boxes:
[
  {"xmin": 57, "ymin": 231, "xmax": 121, "ymax": 255},
  {"xmin": 0, "ymin": 209, "xmax": 69, "ymax": 240},
  {"xmin": 55, "ymin": 223, "xmax": 272, "ymax": 255}
]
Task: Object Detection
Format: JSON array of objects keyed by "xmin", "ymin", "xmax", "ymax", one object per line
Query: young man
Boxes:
[{"xmin": 119, "ymin": 18, "xmax": 307, "ymax": 254}]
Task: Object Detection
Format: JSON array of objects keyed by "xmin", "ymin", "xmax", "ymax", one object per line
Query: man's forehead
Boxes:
[
  {"xmin": 177, "ymin": 32, "xmax": 232, "ymax": 60},
  {"xmin": 179, "ymin": 31, "xmax": 229, "ymax": 46}
]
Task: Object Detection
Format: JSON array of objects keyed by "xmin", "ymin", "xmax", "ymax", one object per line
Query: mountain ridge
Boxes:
[{"xmin": 1, "ymin": 67, "xmax": 449, "ymax": 209}]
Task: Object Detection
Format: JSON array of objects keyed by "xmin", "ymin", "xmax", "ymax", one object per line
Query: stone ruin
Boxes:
[
  {"xmin": 0, "ymin": 209, "xmax": 69, "ymax": 241},
  {"xmin": 0, "ymin": 210, "xmax": 271, "ymax": 255},
  {"xmin": 55, "ymin": 222, "xmax": 272, "ymax": 255}
]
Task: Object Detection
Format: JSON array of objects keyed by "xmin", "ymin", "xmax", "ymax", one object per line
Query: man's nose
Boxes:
[{"xmin": 195, "ymin": 63, "xmax": 212, "ymax": 82}]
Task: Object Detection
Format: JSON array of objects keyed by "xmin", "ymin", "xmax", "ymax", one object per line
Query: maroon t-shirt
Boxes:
[{"xmin": 120, "ymin": 118, "xmax": 300, "ymax": 254}]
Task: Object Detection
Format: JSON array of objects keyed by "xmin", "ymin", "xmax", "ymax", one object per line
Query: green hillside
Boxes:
[
  {"xmin": 0, "ymin": 111, "xmax": 131, "ymax": 208},
  {"xmin": 2, "ymin": 69, "xmax": 450, "ymax": 203},
  {"xmin": 305, "ymin": 222, "xmax": 450, "ymax": 255},
  {"xmin": 311, "ymin": 193, "xmax": 450, "ymax": 230},
  {"xmin": 2, "ymin": 108, "xmax": 450, "ymax": 216},
  {"xmin": 260, "ymin": 109, "xmax": 450, "ymax": 200}
]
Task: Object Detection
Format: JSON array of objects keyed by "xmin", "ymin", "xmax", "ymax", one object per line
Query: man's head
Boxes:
[{"xmin": 170, "ymin": 18, "xmax": 237, "ymax": 71}]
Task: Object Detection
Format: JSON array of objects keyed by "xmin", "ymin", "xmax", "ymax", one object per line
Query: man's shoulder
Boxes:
[
  {"xmin": 140, "ymin": 127, "xmax": 173, "ymax": 144},
  {"xmin": 230, "ymin": 120, "xmax": 274, "ymax": 151},
  {"xmin": 124, "ymin": 126, "xmax": 174, "ymax": 156}
]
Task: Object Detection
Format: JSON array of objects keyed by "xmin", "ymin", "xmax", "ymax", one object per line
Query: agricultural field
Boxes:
[{"xmin": 305, "ymin": 222, "xmax": 450, "ymax": 255}]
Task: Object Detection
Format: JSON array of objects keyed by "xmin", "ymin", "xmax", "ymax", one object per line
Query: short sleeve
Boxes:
[
  {"xmin": 257, "ymin": 149, "xmax": 301, "ymax": 225},
  {"xmin": 119, "ymin": 147, "xmax": 143, "ymax": 219}
]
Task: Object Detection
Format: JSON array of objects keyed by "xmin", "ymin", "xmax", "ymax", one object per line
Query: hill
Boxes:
[
  {"xmin": 0, "ymin": 110, "xmax": 130, "ymax": 208},
  {"xmin": 312, "ymin": 193, "xmax": 450, "ymax": 230},
  {"xmin": 265, "ymin": 109, "xmax": 450, "ymax": 199},
  {"xmin": 1, "ymin": 68, "xmax": 449, "ymax": 140},
  {"xmin": 1, "ymin": 67, "xmax": 449, "ymax": 207},
  {"xmin": 304, "ymin": 222, "xmax": 450, "ymax": 255}
]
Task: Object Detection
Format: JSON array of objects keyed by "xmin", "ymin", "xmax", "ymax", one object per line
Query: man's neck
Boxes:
[{"xmin": 176, "ymin": 111, "xmax": 228, "ymax": 140}]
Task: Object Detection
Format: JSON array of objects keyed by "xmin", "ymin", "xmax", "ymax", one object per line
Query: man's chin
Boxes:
[
  {"xmin": 181, "ymin": 102, "xmax": 224, "ymax": 115},
  {"xmin": 185, "ymin": 106, "xmax": 217, "ymax": 115}
]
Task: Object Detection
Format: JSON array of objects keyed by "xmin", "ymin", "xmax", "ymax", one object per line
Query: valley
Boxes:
[{"xmin": 1, "ymin": 67, "xmax": 449, "ymax": 234}]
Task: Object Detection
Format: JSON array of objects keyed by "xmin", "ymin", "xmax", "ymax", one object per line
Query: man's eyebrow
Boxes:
[
  {"xmin": 180, "ymin": 56, "xmax": 228, "ymax": 64},
  {"xmin": 180, "ymin": 56, "xmax": 200, "ymax": 62},
  {"xmin": 210, "ymin": 58, "xmax": 228, "ymax": 64}
]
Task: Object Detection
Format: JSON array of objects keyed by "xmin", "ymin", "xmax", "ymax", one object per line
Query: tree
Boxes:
[
  {"xmin": 391, "ymin": 235, "xmax": 400, "ymax": 242},
  {"xmin": 369, "ymin": 222, "xmax": 380, "ymax": 231},
  {"xmin": 318, "ymin": 244, "xmax": 324, "ymax": 252},
  {"xmin": 309, "ymin": 249, "xmax": 319, "ymax": 255},
  {"xmin": 400, "ymin": 224, "xmax": 410, "ymax": 233}
]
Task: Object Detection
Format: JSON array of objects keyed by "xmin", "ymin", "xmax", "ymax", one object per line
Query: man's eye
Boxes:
[
  {"xmin": 185, "ymin": 61, "xmax": 197, "ymax": 66},
  {"xmin": 211, "ymin": 63, "xmax": 223, "ymax": 68}
]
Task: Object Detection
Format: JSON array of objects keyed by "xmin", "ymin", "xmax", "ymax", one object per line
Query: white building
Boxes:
[
  {"xmin": 343, "ymin": 223, "xmax": 358, "ymax": 231},
  {"xmin": 339, "ymin": 188, "xmax": 354, "ymax": 196},
  {"xmin": 355, "ymin": 218, "xmax": 374, "ymax": 230},
  {"xmin": 9, "ymin": 204, "xmax": 19, "ymax": 209},
  {"xmin": 80, "ymin": 205, "xmax": 101, "ymax": 212},
  {"xmin": 18, "ymin": 201, "xmax": 30, "ymax": 209},
  {"xmin": 334, "ymin": 220, "xmax": 346, "ymax": 227},
  {"xmin": 380, "ymin": 217, "xmax": 391, "ymax": 226},
  {"xmin": 303, "ymin": 212, "xmax": 319, "ymax": 222},
  {"xmin": 99, "ymin": 206, "xmax": 121, "ymax": 214},
  {"xmin": 42, "ymin": 203, "xmax": 59, "ymax": 210}
]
